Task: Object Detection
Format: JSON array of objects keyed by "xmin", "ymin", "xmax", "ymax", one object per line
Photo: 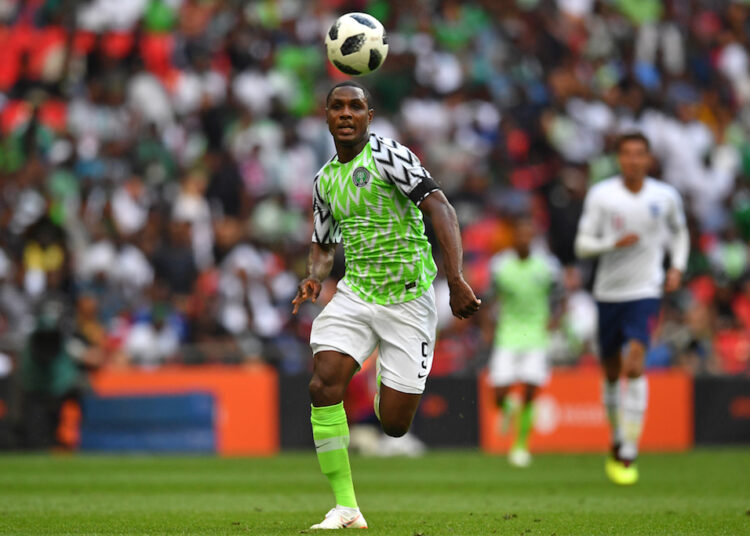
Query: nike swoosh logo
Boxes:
[
  {"xmin": 342, "ymin": 514, "xmax": 361, "ymax": 528},
  {"xmin": 417, "ymin": 372, "xmax": 427, "ymax": 379},
  {"xmin": 316, "ymin": 439, "xmax": 335, "ymax": 450}
]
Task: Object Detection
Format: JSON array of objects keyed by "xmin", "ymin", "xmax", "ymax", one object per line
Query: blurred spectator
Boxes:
[
  {"xmin": 20, "ymin": 297, "xmax": 91, "ymax": 448},
  {"xmin": 152, "ymin": 218, "xmax": 197, "ymax": 296}
]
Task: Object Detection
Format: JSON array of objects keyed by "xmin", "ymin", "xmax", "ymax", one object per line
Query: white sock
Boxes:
[
  {"xmin": 336, "ymin": 505, "xmax": 360, "ymax": 514},
  {"xmin": 602, "ymin": 380, "xmax": 621, "ymax": 448},
  {"xmin": 620, "ymin": 376, "xmax": 648, "ymax": 461}
]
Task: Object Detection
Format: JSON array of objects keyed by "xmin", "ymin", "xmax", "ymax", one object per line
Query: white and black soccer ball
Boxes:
[{"xmin": 325, "ymin": 12, "xmax": 388, "ymax": 76}]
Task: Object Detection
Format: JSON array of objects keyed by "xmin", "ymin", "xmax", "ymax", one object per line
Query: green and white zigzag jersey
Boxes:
[{"xmin": 312, "ymin": 133, "xmax": 439, "ymax": 305}]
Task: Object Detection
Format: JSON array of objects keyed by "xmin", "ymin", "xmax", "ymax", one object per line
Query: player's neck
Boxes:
[
  {"xmin": 335, "ymin": 135, "xmax": 369, "ymax": 163},
  {"xmin": 622, "ymin": 175, "xmax": 645, "ymax": 193},
  {"xmin": 516, "ymin": 247, "xmax": 530, "ymax": 259}
]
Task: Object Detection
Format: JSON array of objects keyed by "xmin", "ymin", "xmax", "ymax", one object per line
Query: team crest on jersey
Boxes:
[
  {"xmin": 650, "ymin": 202, "xmax": 660, "ymax": 218},
  {"xmin": 352, "ymin": 166, "xmax": 370, "ymax": 188}
]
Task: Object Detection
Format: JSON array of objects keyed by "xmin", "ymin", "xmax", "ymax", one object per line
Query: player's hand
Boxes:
[
  {"xmin": 615, "ymin": 233, "xmax": 639, "ymax": 249},
  {"xmin": 448, "ymin": 277, "xmax": 481, "ymax": 319},
  {"xmin": 664, "ymin": 267, "xmax": 682, "ymax": 293},
  {"xmin": 292, "ymin": 277, "xmax": 323, "ymax": 314}
]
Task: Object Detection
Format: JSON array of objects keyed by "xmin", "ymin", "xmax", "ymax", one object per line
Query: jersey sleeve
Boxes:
[
  {"xmin": 311, "ymin": 173, "xmax": 341, "ymax": 244},
  {"xmin": 666, "ymin": 187, "xmax": 689, "ymax": 271},
  {"xmin": 488, "ymin": 252, "xmax": 510, "ymax": 294},
  {"xmin": 370, "ymin": 135, "xmax": 440, "ymax": 205},
  {"xmin": 544, "ymin": 253, "xmax": 563, "ymax": 284},
  {"xmin": 574, "ymin": 185, "xmax": 616, "ymax": 258},
  {"xmin": 544, "ymin": 253, "xmax": 565, "ymax": 307},
  {"xmin": 666, "ymin": 186, "xmax": 688, "ymax": 232}
]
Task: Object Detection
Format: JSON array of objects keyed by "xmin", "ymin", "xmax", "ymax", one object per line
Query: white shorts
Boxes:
[
  {"xmin": 310, "ymin": 281, "xmax": 437, "ymax": 394},
  {"xmin": 488, "ymin": 347, "xmax": 549, "ymax": 387}
]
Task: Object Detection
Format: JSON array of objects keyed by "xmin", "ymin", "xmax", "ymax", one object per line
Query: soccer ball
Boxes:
[{"xmin": 325, "ymin": 12, "xmax": 388, "ymax": 76}]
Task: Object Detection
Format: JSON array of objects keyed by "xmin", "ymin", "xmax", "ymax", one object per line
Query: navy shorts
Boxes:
[{"xmin": 596, "ymin": 298, "xmax": 661, "ymax": 360}]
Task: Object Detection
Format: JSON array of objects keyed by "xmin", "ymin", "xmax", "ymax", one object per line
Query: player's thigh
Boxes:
[
  {"xmin": 309, "ymin": 350, "xmax": 361, "ymax": 406},
  {"xmin": 518, "ymin": 349, "xmax": 549, "ymax": 388},
  {"xmin": 489, "ymin": 347, "xmax": 518, "ymax": 388},
  {"xmin": 374, "ymin": 286, "xmax": 438, "ymax": 396},
  {"xmin": 596, "ymin": 301, "xmax": 626, "ymax": 360},
  {"xmin": 377, "ymin": 384, "xmax": 422, "ymax": 436},
  {"xmin": 621, "ymin": 298, "xmax": 661, "ymax": 349},
  {"xmin": 310, "ymin": 286, "xmax": 378, "ymax": 368}
]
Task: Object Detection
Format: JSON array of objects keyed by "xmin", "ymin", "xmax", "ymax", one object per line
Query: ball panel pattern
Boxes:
[
  {"xmin": 325, "ymin": 12, "xmax": 388, "ymax": 76},
  {"xmin": 333, "ymin": 60, "xmax": 361, "ymax": 76},
  {"xmin": 350, "ymin": 13, "xmax": 376, "ymax": 29},
  {"xmin": 341, "ymin": 33, "xmax": 366, "ymax": 56}
]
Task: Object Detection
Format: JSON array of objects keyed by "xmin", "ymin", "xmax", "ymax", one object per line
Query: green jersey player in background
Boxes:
[
  {"xmin": 488, "ymin": 214, "xmax": 561, "ymax": 468},
  {"xmin": 292, "ymin": 81, "xmax": 481, "ymax": 530}
]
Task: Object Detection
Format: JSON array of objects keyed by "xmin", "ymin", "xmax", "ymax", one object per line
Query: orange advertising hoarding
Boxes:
[
  {"xmin": 479, "ymin": 369, "xmax": 693, "ymax": 453},
  {"xmin": 91, "ymin": 364, "xmax": 279, "ymax": 456}
]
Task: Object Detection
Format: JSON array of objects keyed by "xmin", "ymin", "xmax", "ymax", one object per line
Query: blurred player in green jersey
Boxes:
[{"xmin": 488, "ymin": 214, "xmax": 561, "ymax": 467}]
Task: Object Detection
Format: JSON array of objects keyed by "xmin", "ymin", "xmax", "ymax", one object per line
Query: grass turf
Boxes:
[{"xmin": 0, "ymin": 449, "xmax": 748, "ymax": 535}]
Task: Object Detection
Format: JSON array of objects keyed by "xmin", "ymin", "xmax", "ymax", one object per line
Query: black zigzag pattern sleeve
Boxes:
[
  {"xmin": 371, "ymin": 135, "xmax": 441, "ymax": 206},
  {"xmin": 311, "ymin": 174, "xmax": 341, "ymax": 244}
]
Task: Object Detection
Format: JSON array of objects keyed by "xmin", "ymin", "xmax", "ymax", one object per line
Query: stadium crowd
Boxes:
[{"xmin": 1, "ymin": 0, "xmax": 749, "ymax": 394}]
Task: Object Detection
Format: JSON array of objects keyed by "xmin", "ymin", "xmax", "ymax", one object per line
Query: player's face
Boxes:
[
  {"xmin": 326, "ymin": 87, "xmax": 373, "ymax": 146},
  {"xmin": 514, "ymin": 219, "xmax": 535, "ymax": 251},
  {"xmin": 617, "ymin": 140, "xmax": 651, "ymax": 181}
]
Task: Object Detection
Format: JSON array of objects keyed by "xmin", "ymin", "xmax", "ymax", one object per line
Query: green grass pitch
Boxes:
[{"xmin": 1, "ymin": 449, "xmax": 748, "ymax": 535}]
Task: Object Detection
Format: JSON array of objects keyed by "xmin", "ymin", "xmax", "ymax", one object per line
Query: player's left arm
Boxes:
[
  {"xmin": 419, "ymin": 191, "xmax": 481, "ymax": 319},
  {"xmin": 546, "ymin": 257, "xmax": 565, "ymax": 330},
  {"xmin": 373, "ymin": 138, "xmax": 481, "ymax": 318},
  {"xmin": 665, "ymin": 189, "xmax": 690, "ymax": 292}
]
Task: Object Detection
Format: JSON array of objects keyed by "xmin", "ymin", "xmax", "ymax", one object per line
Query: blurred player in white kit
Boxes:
[{"xmin": 575, "ymin": 132, "xmax": 689, "ymax": 485}]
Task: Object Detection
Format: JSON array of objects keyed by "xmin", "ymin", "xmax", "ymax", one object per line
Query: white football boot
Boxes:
[
  {"xmin": 508, "ymin": 447, "xmax": 532, "ymax": 468},
  {"xmin": 310, "ymin": 506, "xmax": 368, "ymax": 529}
]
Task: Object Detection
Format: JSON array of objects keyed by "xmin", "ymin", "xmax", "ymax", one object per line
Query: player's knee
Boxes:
[
  {"xmin": 494, "ymin": 387, "xmax": 510, "ymax": 403},
  {"xmin": 623, "ymin": 346, "xmax": 645, "ymax": 378},
  {"xmin": 381, "ymin": 421, "xmax": 409, "ymax": 438},
  {"xmin": 623, "ymin": 362, "xmax": 643, "ymax": 379},
  {"xmin": 308, "ymin": 376, "xmax": 345, "ymax": 406},
  {"xmin": 602, "ymin": 358, "xmax": 621, "ymax": 382},
  {"xmin": 379, "ymin": 413, "xmax": 411, "ymax": 437},
  {"xmin": 523, "ymin": 385, "xmax": 538, "ymax": 404}
]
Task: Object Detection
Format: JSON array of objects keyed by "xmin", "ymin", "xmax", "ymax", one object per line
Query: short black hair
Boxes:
[
  {"xmin": 326, "ymin": 81, "xmax": 373, "ymax": 110},
  {"xmin": 615, "ymin": 131, "xmax": 650, "ymax": 153}
]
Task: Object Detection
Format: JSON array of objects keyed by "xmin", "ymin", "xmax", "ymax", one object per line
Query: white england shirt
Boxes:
[{"xmin": 575, "ymin": 176, "xmax": 689, "ymax": 302}]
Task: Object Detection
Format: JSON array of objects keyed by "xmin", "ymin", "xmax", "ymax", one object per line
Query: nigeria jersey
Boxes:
[
  {"xmin": 312, "ymin": 133, "xmax": 439, "ymax": 305},
  {"xmin": 490, "ymin": 249, "xmax": 560, "ymax": 350}
]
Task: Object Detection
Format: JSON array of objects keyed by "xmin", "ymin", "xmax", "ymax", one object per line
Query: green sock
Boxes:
[
  {"xmin": 501, "ymin": 397, "xmax": 514, "ymax": 416},
  {"xmin": 374, "ymin": 360, "xmax": 382, "ymax": 422},
  {"xmin": 515, "ymin": 403, "xmax": 534, "ymax": 450},
  {"xmin": 497, "ymin": 396, "xmax": 515, "ymax": 434},
  {"xmin": 311, "ymin": 402, "xmax": 358, "ymax": 508},
  {"xmin": 373, "ymin": 367, "xmax": 381, "ymax": 420}
]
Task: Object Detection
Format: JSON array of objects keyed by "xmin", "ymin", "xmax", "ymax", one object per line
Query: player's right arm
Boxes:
[
  {"xmin": 292, "ymin": 170, "xmax": 341, "ymax": 314},
  {"xmin": 292, "ymin": 242, "xmax": 337, "ymax": 314},
  {"xmin": 574, "ymin": 184, "xmax": 638, "ymax": 259},
  {"xmin": 546, "ymin": 256, "xmax": 566, "ymax": 330}
]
